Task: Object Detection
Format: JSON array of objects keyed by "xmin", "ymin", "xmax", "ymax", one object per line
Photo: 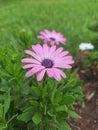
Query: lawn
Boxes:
[{"xmin": 0, "ymin": 0, "xmax": 98, "ymax": 54}]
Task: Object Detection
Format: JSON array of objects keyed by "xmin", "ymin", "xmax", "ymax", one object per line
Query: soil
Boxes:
[{"xmin": 69, "ymin": 63, "xmax": 98, "ymax": 130}]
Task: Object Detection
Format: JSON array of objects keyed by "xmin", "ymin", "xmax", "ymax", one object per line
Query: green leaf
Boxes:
[
  {"xmin": 32, "ymin": 86, "xmax": 41, "ymax": 97},
  {"xmin": 30, "ymin": 100, "xmax": 40, "ymax": 107},
  {"xmin": 68, "ymin": 110, "xmax": 81, "ymax": 118},
  {"xmin": 0, "ymin": 124, "xmax": 7, "ymax": 130},
  {"xmin": 0, "ymin": 117, "xmax": 5, "ymax": 126},
  {"xmin": 57, "ymin": 112, "xmax": 68, "ymax": 120},
  {"xmin": 56, "ymin": 105, "xmax": 67, "ymax": 112},
  {"xmin": 55, "ymin": 120, "xmax": 71, "ymax": 130},
  {"xmin": 7, "ymin": 114, "xmax": 18, "ymax": 125},
  {"xmin": 61, "ymin": 95, "xmax": 75, "ymax": 106},
  {"xmin": 47, "ymin": 110, "xmax": 56, "ymax": 118},
  {"xmin": 32, "ymin": 112, "xmax": 42, "ymax": 124},
  {"xmin": 0, "ymin": 105, "xmax": 6, "ymax": 129},
  {"xmin": 51, "ymin": 87, "xmax": 57, "ymax": 103},
  {"xmin": 42, "ymin": 86, "xmax": 48, "ymax": 99},
  {"xmin": 0, "ymin": 89, "xmax": 6, "ymax": 95},
  {"xmin": 0, "ymin": 69, "xmax": 11, "ymax": 78},
  {"xmin": 0, "ymin": 104, "xmax": 3, "ymax": 118},
  {"xmin": 54, "ymin": 92, "xmax": 62, "ymax": 104},
  {"xmin": 21, "ymin": 85, "xmax": 30, "ymax": 95},
  {"xmin": 17, "ymin": 107, "xmax": 33, "ymax": 122},
  {"xmin": 4, "ymin": 89, "xmax": 10, "ymax": 116}
]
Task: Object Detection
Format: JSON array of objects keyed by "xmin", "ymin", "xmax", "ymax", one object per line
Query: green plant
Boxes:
[{"xmin": 0, "ymin": 30, "xmax": 83, "ymax": 130}]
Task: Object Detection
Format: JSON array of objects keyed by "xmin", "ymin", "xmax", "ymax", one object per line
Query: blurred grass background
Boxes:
[{"xmin": 0, "ymin": 0, "xmax": 98, "ymax": 54}]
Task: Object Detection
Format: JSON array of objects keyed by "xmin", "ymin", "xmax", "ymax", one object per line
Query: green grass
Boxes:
[{"xmin": 0, "ymin": 0, "xmax": 98, "ymax": 54}]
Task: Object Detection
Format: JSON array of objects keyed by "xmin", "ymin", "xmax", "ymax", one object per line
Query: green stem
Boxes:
[
  {"xmin": 42, "ymin": 74, "xmax": 47, "ymax": 88},
  {"xmin": 42, "ymin": 115, "xmax": 46, "ymax": 130},
  {"xmin": 42, "ymin": 74, "xmax": 47, "ymax": 130}
]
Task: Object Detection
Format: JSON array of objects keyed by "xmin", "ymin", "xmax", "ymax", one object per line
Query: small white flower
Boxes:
[{"xmin": 79, "ymin": 43, "xmax": 94, "ymax": 50}]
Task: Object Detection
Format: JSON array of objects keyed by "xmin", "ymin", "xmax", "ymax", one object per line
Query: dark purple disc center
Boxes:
[
  {"xmin": 42, "ymin": 59, "xmax": 53, "ymax": 68},
  {"xmin": 50, "ymin": 37, "xmax": 55, "ymax": 41}
]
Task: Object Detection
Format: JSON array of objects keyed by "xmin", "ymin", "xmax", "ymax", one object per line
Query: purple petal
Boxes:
[
  {"xmin": 64, "ymin": 56, "xmax": 73, "ymax": 60},
  {"xmin": 46, "ymin": 68, "xmax": 54, "ymax": 77},
  {"xmin": 21, "ymin": 58, "xmax": 34, "ymax": 63},
  {"xmin": 39, "ymin": 31, "xmax": 47, "ymax": 36},
  {"xmin": 55, "ymin": 47, "xmax": 63, "ymax": 55},
  {"xmin": 32, "ymin": 44, "xmax": 44, "ymax": 59},
  {"xmin": 25, "ymin": 66, "xmax": 44, "ymax": 77},
  {"xmin": 23, "ymin": 64, "xmax": 43, "ymax": 69},
  {"xmin": 37, "ymin": 35, "xmax": 45, "ymax": 39},
  {"xmin": 37, "ymin": 69, "xmax": 46, "ymax": 81},
  {"xmin": 54, "ymin": 63, "xmax": 72, "ymax": 68},
  {"xmin": 54, "ymin": 68, "xmax": 66, "ymax": 78},
  {"xmin": 48, "ymin": 45, "xmax": 56, "ymax": 59},
  {"xmin": 52, "ymin": 68, "xmax": 67, "ymax": 81},
  {"xmin": 22, "ymin": 58, "xmax": 40, "ymax": 64},
  {"xmin": 43, "ymin": 44, "xmax": 49, "ymax": 58},
  {"xmin": 44, "ymin": 29, "xmax": 51, "ymax": 35},
  {"xmin": 58, "ymin": 51, "xmax": 69, "ymax": 57},
  {"xmin": 25, "ymin": 50, "xmax": 41, "ymax": 61},
  {"xmin": 23, "ymin": 64, "xmax": 34, "ymax": 69},
  {"xmin": 53, "ymin": 68, "xmax": 61, "ymax": 81}
]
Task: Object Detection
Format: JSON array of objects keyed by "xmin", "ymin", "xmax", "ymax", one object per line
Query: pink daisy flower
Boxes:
[
  {"xmin": 37, "ymin": 29, "xmax": 66, "ymax": 46},
  {"xmin": 21, "ymin": 44, "xmax": 74, "ymax": 81}
]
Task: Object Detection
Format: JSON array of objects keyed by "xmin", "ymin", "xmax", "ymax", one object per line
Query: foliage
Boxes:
[{"xmin": 0, "ymin": 38, "xmax": 83, "ymax": 130}]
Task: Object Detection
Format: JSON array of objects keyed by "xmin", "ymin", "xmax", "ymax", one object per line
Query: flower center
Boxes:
[
  {"xmin": 50, "ymin": 37, "xmax": 55, "ymax": 41},
  {"xmin": 42, "ymin": 59, "xmax": 53, "ymax": 68}
]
